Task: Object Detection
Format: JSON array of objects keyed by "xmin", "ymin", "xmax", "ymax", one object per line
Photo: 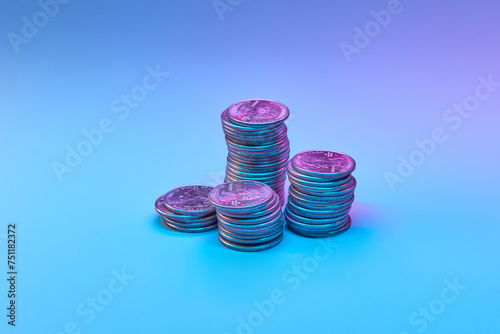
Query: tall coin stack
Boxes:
[
  {"xmin": 221, "ymin": 99, "xmax": 290, "ymax": 206},
  {"xmin": 284, "ymin": 150, "xmax": 357, "ymax": 238},
  {"xmin": 155, "ymin": 185, "xmax": 218, "ymax": 233},
  {"xmin": 208, "ymin": 181, "xmax": 284, "ymax": 252}
]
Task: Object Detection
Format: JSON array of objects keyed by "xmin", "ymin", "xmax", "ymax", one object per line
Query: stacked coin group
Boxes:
[
  {"xmin": 155, "ymin": 185, "xmax": 218, "ymax": 233},
  {"xmin": 222, "ymin": 99, "xmax": 290, "ymax": 206},
  {"xmin": 208, "ymin": 180, "xmax": 284, "ymax": 252},
  {"xmin": 285, "ymin": 150, "xmax": 357, "ymax": 238}
]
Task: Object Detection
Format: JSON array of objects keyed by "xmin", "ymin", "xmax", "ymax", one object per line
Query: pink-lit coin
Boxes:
[
  {"xmin": 227, "ymin": 99, "xmax": 289, "ymax": 126},
  {"xmin": 292, "ymin": 150, "xmax": 356, "ymax": 179},
  {"xmin": 164, "ymin": 185, "xmax": 215, "ymax": 216},
  {"xmin": 208, "ymin": 181, "xmax": 274, "ymax": 212}
]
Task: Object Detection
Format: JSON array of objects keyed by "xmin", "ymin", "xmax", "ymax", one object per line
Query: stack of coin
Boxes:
[
  {"xmin": 285, "ymin": 150, "xmax": 357, "ymax": 238},
  {"xmin": 155, "ymin": 185, "xmax": 218, "ymax": 233},
  {"xmin": 221, "ymin": 99, "xmax": 290, "ymax": 206},
  {"xmin": 208, "ymin": 180, "xmax": 284, "ymax": 252}
]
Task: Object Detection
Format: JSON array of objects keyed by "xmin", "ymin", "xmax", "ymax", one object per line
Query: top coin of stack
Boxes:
[
  {"xmin": 155, "ymin": 185, "xmax": 218, "ymax": 233},
  {"xmin": 222, "ymin": 99, "xmax": 290, "ymax": 206},
  {"xmin": 284, "ymin": 150, "xmax": 357, "ymax": 238}
]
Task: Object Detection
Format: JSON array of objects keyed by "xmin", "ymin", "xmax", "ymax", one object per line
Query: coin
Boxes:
[
  {"xmin": 288, "ymin": 185, "xmax": 354, "ymax": 204},
  {"xmin": 209, "ymin": 181, "xmax": 285, "ymax": 251},
  {"xmin": 284, "ymin": 207, "xmax": 348, "ymax": 225},
  {"xmin": 287, "ymin": 194, "xmax": 354, "ymax": 212},
  {"xmin": 292, "ymin": 150, "xmax": 356, "ymax": 179},
  {"xmin": 216, "ymin": 204, "xmax": 282, "ymax": 225},
  {"xmin": 218, "ymin": 212, "xmax": 283, "ymax": 236},
  {"xmin": 208, "ymin": 181, "xmax": 274, "ymax": 213},
  {"xmin": 219, "ymin": 227, "xmax": 282, "ymax": 244},
  {"xmin": 285, "ymin": 150, "xmax": 357, "ymax": 238},
  {"xmin": 286, "ymin": 199, "xmax": 351, "ymax": 219},
  {"xmin": 285, "ymin": 212, "xmax": 350, "ymax": 230},
  {"xmin": 155, "ymin": 186, "xmax": 218, "ymax": 233},
  {"xmin": 221, "ymin": 109, "xmax": 283, "ymax": 132},
  {"xmin": 227, "ymin": 99, "xmax": 289, "ymax": 126},
  {"xmin": 164, "ymin": 185, "xmax": 215, "ymax": 216},
  {"xmin": 221, "ymin": 99, "xmax": 291, "ymax": 204},
  {"xmin": 162, "ymin": 219, "xmax": 218, "ymax": 233},
  {"xmin": 162, "ymin": 215, "xmax": 218, "ymax": 229},
  {"xmin": 286, "ymin": 216, "xmax": 351, "ymax": 238},
  {"xmin": 290, "ymin": 177, "xmax": 357, "ymax": 197},
  {"xmin": 218, "ymin": 232, "xmax": 283, "ymax": 252}
]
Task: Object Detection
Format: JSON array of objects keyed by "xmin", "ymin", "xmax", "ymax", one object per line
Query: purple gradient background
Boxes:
[{"xmin": 1, "ymin": 0, "xmax": 499, "ymax": 333}]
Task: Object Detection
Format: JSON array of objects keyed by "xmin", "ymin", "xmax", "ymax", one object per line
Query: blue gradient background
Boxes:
[{"xmin": 1, "ymin": 0, "xmax": 499, "ymax": 333}]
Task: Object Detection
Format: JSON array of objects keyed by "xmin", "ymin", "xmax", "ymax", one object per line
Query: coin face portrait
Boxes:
[
  {"xmin": 165, "ymin": 185, "xmax": 214, "ymax": 212},
  {"xmin": 293, "ymin": 151, "xmax": 355, "ymax": 174},
  {"xmin": 219, "ymin": 187, "xmax": 262, "ymax": 206},
  {"xmin": 209, "ymin": 181, "xmax": 273, "ymax": 208},
  {"xmin": 175, "ymin": 188, "xmax": 207, "ymax": 206},
  {"xmin": 303, "ymin": 155, "xmax": 346, "ymax": 173},
  {"xmin": 227, "ymin": 99, "xmax": 289, "ymax": 125}
]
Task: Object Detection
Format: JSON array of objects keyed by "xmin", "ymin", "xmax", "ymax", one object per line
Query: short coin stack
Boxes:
[
  {"xmin": 285, "ymin": 150, "xmax": 357, "ymax": 238},
  {"xmin": 208, "ymin": 180, "xmax": 284, "ymax": 252},
  {"xmin": 155, "ymin": 185, "xmax": 218, "ymax": 232},
  {"xmin": 221, "ymin": 99, "xmax": 290, "ymax": 206}
]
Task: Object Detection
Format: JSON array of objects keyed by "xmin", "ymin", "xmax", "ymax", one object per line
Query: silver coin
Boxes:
[
  {"xmin": 208, "ymin": 180, "xmax": 274, "ymax": 212},
  {"xmin": 218, "ymin": 232, "xmax": 283, "ymax": 252},
  {"xmin": 223, "ymin": 123, "xmax": 287, "ymax": 139},
  {"xmin": 222, "ymin": 175, "xmax": 286, "ymax": 204},
  {"xmin": 284, "ymin": 206, "xmax": 349, "ymax": 225},
  {"xmin": 221, "ymin": 109, "xmax": 283, "ymax": 132},
  {"xmin": 286, "ymin": 216, "xmax": 351, "ymax": 238},
  {"xmin": 284, "ymin": 210, "xmax": 349, "ymax": 229},
  {"xmin": 288, "ymin": 185, "xmax": 354, "ymax": 204},
  {"xmin": 155, "ymin": 194, "xmax": 215, "ymax": 223},
  {"xmin": 288, "ymin": 174, "xmax": 354, "ymax": 192},
  {"xmin": 226, "ymin": 144, "xmax": 290, "ymax": 159},
  {"xmin": 227, "ymin": 148, "xmax": 290, "ymax": 164},
  {"xmin": 162, "ymin": 215, "xmax": 218, "ymax": 228},
  {"xmin": 218, "ymin": 212, "xmax": 284, "ymax": 235},
  {"xmin": 286, "ymin": 199, "xmax": 351, "ymax": 219},
  {"xmin": 287, "ymin": 191, "xmax": 355, "ymax": 210},
  {"xmin": 164, "ymin": 185, "xmax": 215, "ymax": 216},
  {"xmin": 161, "ymin": 218, "xmax": 218, "ymax": 233},
  {"xmin": 227, "ymin": 99, "xmax": 289, "ymax": 126},
  {"xmin": 227, "ymin": 156, "xmax": 289, "ymax": 173},
  {"xmin": 287, "ymin": 160, "xmax": 353, "ymax": 187},
  {"xmin": 287, "ymin": 194, "xmax": 355, "ymax": 211},
  {"xmin": 214, "ymin": 193, "xmax": 280, "ymax": 218},
  {"xmin": 217, "ymin": 205, "xmax": 282, "ymax": 225},
  {"xmin": 291, "ymin": 177, "xmax": 357, "ymax": 196},
  {"xmin": 225, "ymin": 136, "xmax": 289, "ymax": 153},
  {"xmin": 225, "ymin": 169, "xmax": 287, "ymax": 183},
  {"xmin": 219, "ymin": 228, "xmax": 283, "ymax": 244},
  {"xmin": 292, "ymin": 150, "xmax": 356, "ymax": 179}
]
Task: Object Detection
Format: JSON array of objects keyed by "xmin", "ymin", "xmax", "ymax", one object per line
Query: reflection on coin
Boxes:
[
  {"xmin": 292, "ymin": 150, "xmax": 355, "ymax": 178},
  {"xmin": 164, "ymin": 185, "xmax": 215, "ymax": 216},
  {"xmin": 208, "ymin": 181, "xmax": 274, "ymax": 211},
  {"xmin": 227, "ymin": 99, "xmax": 289, "ymax": 126}
]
